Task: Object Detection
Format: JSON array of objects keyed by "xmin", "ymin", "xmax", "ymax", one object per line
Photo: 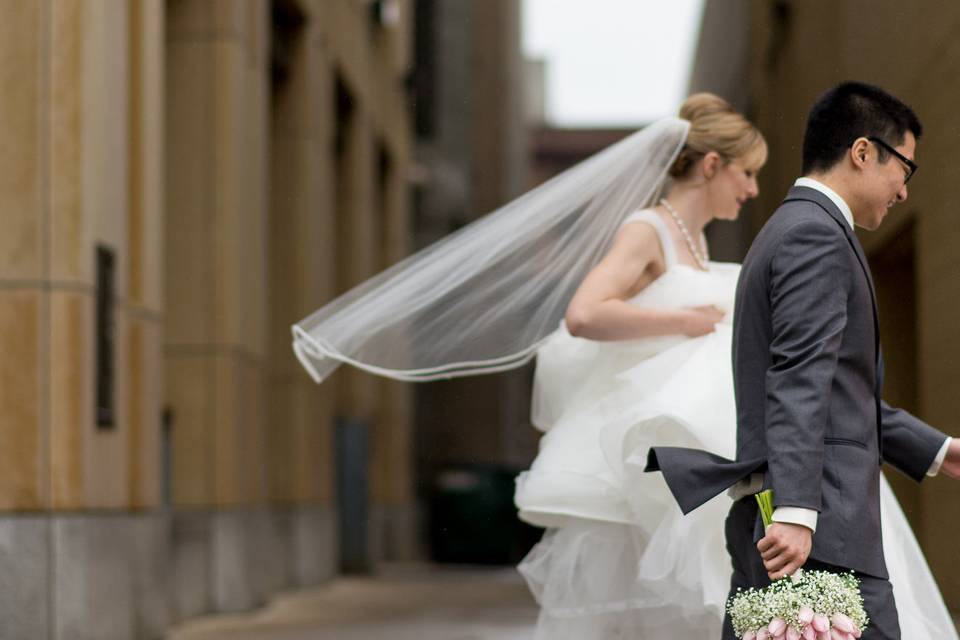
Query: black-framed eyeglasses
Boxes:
[{"xmin": 867, "ymin": 136, "xmax": 918, "ymax": 184}]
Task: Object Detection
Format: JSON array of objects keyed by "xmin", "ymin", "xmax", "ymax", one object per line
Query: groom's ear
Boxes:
[{"xmin": 850, "ymin": 137, "xmax": 871, "ymax": 171}]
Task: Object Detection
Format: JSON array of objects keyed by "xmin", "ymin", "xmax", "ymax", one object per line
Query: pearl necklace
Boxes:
[{"xmin": 659, "ymin": 198, "xmax": 708, "ymax": 270}]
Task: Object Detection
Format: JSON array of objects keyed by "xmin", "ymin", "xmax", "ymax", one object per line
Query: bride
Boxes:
[{"xmin": 291, "ymin": 94, "xmax": 956, "ymax": 638}]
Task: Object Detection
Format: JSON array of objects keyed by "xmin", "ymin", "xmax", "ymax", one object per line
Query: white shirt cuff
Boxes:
[
  {"xmin": 772, "ymin": 507, "xmax": 818, "ymax": 533},
  {"xmin": 927, "ymin": 437, "xmax": 952, "ymax": 477}
]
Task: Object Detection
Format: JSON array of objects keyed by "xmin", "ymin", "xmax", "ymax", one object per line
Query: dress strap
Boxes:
[{"xmin": 620, "ymin": 209, "xmax": 678, "ymax": 268}]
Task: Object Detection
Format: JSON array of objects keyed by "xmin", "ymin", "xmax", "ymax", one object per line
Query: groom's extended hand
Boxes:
[
  {"xmin": 937, "ymin": 439, "xmax": 960, "ymax": 479},
  {"xmin": 757, "ymin": 522, "xmax": 812, "ymax": 580}
]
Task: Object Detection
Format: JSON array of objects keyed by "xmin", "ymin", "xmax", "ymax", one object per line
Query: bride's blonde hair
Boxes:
[{"xmin": 669, "ymin": 93, "xmax": 768, "ymax": 178}]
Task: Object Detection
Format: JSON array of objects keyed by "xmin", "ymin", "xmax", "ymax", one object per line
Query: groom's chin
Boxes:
[{"xmin": 859, "ymin": 212, "xmax": 887, "ymax": 231}]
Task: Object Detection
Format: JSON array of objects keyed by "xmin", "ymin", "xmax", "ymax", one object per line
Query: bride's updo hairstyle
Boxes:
[{"xmin": 669, "ymin": 93, "xmax": 768, "ymax": 179}]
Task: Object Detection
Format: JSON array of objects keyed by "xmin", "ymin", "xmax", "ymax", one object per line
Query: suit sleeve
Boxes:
[
  {"xmin": 880, "ymin": 396, "xmax": 947, "ymax": 481},
  {"xmin": 765, "ymin": 221, "xmax": 850, "ymax": 512}
]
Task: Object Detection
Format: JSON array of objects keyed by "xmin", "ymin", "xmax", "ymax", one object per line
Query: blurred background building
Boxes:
[
  {"xmin": 0, "ymin": 1, "xmax": 959, "ymax": 638},
  {"xmin": 409, "ymin": 0, "xmax": 535, "ymax": 566}
]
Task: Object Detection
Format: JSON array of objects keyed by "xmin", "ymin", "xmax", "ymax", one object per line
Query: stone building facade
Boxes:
[{"xmin": 0, "ymin": 1, "xmax": 416, "ymax": 637}]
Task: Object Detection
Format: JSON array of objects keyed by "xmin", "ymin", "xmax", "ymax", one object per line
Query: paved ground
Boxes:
[
  {"xmin": 166, "ymin": 565, "xmax": 960, "ymax": 639},
  {"xmin": 166, "ymin": 564, "xmax": 538, "ymax": 640}
]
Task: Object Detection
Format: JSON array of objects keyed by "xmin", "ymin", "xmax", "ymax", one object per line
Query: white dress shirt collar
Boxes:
[{"xmin": 793, "ymin": 177, "xmax": 854, "ymax": 230}]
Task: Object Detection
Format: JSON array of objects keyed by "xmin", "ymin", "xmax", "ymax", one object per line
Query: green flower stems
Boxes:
[{"xmin": 755, "ymin": 489, "xmax": 774, "ymax": 528}]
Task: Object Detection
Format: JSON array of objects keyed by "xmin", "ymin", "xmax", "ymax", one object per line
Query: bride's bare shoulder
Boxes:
[
  {"xmin": 615, "ymin": 210, "xmax": 666, "ymax": 259},
  {"xmin": 600, "ymin": 226, "xmax": 666, "ymax": 287}
]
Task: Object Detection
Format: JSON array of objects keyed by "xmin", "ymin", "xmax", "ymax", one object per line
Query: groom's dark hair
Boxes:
[{"xmin": 801, "ymin": 81, "xmax": 922, "ymax": 175}]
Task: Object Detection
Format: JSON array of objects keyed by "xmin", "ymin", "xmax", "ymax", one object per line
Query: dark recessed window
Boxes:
[
  {"xmin": 95, "ymin": 245, "xmax": 116, "ymax": 429},
  {"xmin": 413, "ymin": 0, "xmax": 436, "ymax": 138},
  {"xmin": 271, "ymin": 0, "xmax": 307, "ymax": 89}
]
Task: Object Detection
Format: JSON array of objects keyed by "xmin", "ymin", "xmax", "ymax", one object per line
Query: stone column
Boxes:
[
  {"xmin": 0, "ymin": 3, "xmax": 53, "ymax": 635},
  {"xmin": 165, "ymin": 0, "xmax": 270, "ymax": 618},
  {"xmin": 332, "ymin": 94, "xmax": 379, "ymax": 573},
  {"xmin": 267, "ymin": 0, "xmax": 339, "ymax": 588},
  {"xmin": 56, "ymin": 0, "xmax": 168, "ymax": 636},
  {"xmin": 0, "ymin": 1, "xmax": 166, "ymax": 637},
  {"xmin": 314, "ymin": 0, "xmax": 419, "ymax": 569}
]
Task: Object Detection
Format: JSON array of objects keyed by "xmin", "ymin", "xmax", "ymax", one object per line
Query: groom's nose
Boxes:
[{"xmin": 896, "ymin": 183, "xmax": 908, "ymax": 202}]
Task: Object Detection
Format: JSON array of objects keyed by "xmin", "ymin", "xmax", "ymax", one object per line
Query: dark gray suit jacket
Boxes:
[{"xmin": 648, "ymin": 185, "xmax": 946, "ymax": 579}]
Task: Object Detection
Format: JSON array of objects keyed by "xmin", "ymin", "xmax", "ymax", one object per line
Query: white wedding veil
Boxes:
[{"xmin": 292, "ymin": 117, "xmax": 689, "ymax": 382}]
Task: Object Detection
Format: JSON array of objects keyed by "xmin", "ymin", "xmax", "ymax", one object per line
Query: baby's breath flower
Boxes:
[{"xmin": 727, "ymin": 570, "xmax": 869, "ymax": 638}]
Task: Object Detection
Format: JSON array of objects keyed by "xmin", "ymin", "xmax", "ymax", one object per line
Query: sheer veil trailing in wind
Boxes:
[{"xmin": 292, "ymin": 117, "xmax": 690, "ymax": 383}]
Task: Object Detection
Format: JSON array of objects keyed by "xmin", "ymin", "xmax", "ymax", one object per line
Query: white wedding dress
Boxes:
[{"xmin": 514, "ymin": 209, "xmax": 957, "ymax": 639}]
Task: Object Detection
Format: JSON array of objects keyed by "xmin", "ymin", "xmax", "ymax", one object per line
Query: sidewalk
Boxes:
[{"xmin": 166, "ymin": 564, "xmax": 538, "ymax": 640}]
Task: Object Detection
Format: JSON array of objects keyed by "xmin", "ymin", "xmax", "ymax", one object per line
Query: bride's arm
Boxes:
[{"xmin": 564, "ymin": 223, "xmax": 722, "ymax": 341}]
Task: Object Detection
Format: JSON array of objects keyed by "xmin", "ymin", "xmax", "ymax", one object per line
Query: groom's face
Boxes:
[{"xmin": 856, "ymin": 132, "xmax": 916, "ymax": 230}]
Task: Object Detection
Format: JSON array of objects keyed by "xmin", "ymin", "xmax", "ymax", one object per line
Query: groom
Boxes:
[{"xmin": 648, "ymin": 82, "xmax": 960, "ymax": 639}]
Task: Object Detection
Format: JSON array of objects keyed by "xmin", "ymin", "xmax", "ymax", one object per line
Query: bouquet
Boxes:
[{"xmin": 726, "ymin": 491, "xmax": 869, "ymax": 640}]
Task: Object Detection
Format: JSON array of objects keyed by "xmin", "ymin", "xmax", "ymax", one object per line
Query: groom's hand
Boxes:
[
  {"xmin": 938, "ymin": 439, "xmax": 960, "ymax": 479},
  {"xmin": 757, "ymin": 522, "xmax": 812, "ymax": 580}
]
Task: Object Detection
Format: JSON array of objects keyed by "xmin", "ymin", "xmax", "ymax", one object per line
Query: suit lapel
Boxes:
[
  {"xmin": 782, "ymin": 186, "xmax": 884, "ymax": 453},
  {"xmin": 782, "ymin": 187, "xmax": 880, "ymax": 363}
]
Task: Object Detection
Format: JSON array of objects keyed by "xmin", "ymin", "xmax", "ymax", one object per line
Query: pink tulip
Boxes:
[
  {"xmin": 742, "ymin": 632, "xmax": 756, "ymax": 640},
  {"xmin": 812, "ymin": 615, "xmax": 830, "ymax": 632},
  {"xmin": 786, "ymin": 626, "xmax": 802, "ymax": 640},
  {"xmin": 769, "ymin": 619, "xmax": 787, "ymax": 636},
  {"xmin": 831, "ymin": 614, "xmax": 855, "ymax": 634},
  {"xmin": 851, "ymin": 626, "xmax": 862, "ymax": 639},
  {"xmin": 798, "ymin": 607, "xmax": 815, "ymax": 624},
  {"xmin": 801, "ymin": 625, "xmax": 816, "ymax": 640},
  {"xmin": 757, "ymin": 629, "xmax": 770, "ymax": 640},
  {"xmin": 830, "ymin": 629, "xmax": 852, "ymax": 640},
  {"xmin": 816, "ymin": 631, "xmax": 830, "ymax": 640}
]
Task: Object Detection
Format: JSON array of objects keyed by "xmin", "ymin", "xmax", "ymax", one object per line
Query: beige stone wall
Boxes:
[
  {"xmin": 746, "ymin": 0, "xmax": 960, "ymax": 606},
  {"xmin": 166, "ymin": 0, "xmax": 415, "ymax": 535},
  {"xmin": 0, "ymin": 0, "xmax": 164, "ymax": 512},
  {"xmin": 0, "ymin": 0, "xmax": 416, "ymax": 630},
  {"xmin": 320, "ymin": 1, "xmax": 414, "ymax": 514},
  {"xmin": 166, "ymin": 0, "xmax": 270, "ymax": 509},
  {"xmin": 0, "ymin": 0, "xmax": 414, "ymax": 560},
  {"xmin": 267, "ymin": 0, "xmax": 339, "ymax": 507}
]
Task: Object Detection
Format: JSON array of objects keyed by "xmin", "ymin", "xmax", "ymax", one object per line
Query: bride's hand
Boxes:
[{"xmin": 681, "ymin": 305, "xmax": 725, "ymax": 337}]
